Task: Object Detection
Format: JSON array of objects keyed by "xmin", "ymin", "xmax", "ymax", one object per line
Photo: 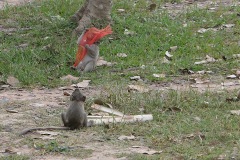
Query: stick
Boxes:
[{"xmin": 87, "ymin": 114, "xmax": 153, "ymax": 125}]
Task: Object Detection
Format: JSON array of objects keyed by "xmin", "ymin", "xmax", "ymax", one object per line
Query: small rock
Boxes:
[{"xmin": 7, "ymin": 76, "xmax": 20, "ymax": 87}]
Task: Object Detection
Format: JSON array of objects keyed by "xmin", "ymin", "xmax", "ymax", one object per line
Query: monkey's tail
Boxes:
[{"xmin": 19, "ymin": 126, "xmax": 70, "ymax": 136}]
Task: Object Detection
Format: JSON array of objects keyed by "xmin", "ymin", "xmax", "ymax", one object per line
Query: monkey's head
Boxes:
[{"xmin": 70, "ymin": 89, "xmax": 86, "ymax": 102}]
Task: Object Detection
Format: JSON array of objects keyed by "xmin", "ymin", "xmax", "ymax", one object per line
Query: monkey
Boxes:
[
  {"xmin": 61, "ymin": 88, "xmax": 88, "ymax": 129},
  {"xmin": 19, "ymin": 89, "xmax": 92, "ymax": 136},
  {"xmin": 73, "ymin": 28, "xmax": 100, "ymax": 72},
  {"xmin": 76, "ymin": 44, "xmax": 99, "ymax": 72}
]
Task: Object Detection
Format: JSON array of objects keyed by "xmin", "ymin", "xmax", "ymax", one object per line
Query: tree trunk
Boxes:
[{"xmin": 72, "ymin": 0, "xmax": 112, "ymax": 36}]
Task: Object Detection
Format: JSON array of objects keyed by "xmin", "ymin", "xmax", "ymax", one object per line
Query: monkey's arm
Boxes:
[
  {"xmin": 19, "ymin": 126, "xmax": 70, "ymax": 136},
  {"xmin": 76, "ymin": 44, "xmax": 99, "ymax": 72},
  {"xmin": 85, "ymin": 44, "xmax": 99, "ymax": 58},
  {"xmin": 77, "ymin": 30, "xmax": 87, "ymax": 45}
]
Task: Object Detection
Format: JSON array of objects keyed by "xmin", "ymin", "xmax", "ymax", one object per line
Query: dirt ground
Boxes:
[{"xmin": 0, "ymin": 0, "xmax": 240, "ymax": 159}]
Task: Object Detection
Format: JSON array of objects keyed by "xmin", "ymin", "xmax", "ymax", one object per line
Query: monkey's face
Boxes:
[{"xmin": 70, "ymin": 89, "xmax": 86, "ymax": 102}]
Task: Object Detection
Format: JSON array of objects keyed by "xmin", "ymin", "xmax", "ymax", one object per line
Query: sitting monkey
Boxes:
[{"xmin": 75, "ymin": 44, "xmax": 99, "ymax": 72}]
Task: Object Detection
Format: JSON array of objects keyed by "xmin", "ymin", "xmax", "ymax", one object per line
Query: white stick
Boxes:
[{"xmin": 87, "ymin": 114, "xmax": 153, "ymax": 125}]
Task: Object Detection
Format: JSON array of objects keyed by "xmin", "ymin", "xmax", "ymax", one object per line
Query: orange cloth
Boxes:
[{"xmin": 73, "ymin": 25, "xmax": 112, "ymax": 67}]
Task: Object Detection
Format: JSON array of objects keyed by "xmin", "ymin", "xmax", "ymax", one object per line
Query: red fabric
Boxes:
[{"xmin": 73, "ymin": 25, "xmax": 112, "ymax": 67}]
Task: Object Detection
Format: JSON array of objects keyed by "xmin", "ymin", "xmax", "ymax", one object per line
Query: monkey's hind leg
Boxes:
[
  {"xmin": 61, "ymin": 113, "xmax": 69, "ymax": 127},
  {"xmin": 83, "ymin": 61, "xmax": 95, "ymax": 72}
]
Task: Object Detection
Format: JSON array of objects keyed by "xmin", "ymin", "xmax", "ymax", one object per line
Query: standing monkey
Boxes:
[{"xmin": 19, "ymin": 89, "xmax": 91, "ymax": 135}]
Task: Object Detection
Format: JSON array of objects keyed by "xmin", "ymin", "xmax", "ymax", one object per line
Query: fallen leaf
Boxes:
[
  {"xmin": 128, "ymin": 85, "xmax": 149, "ymax": 93},
  {"xmin": 226, "ymin": 75, "xmax": 237, "ymax": 79},
  {"xmin": 230, "ymin": 110, "xmax": 240, "ymax": 115},
  {"xmin": 223, "ymin": 24, "xmax": 235, "ymax": 28},
  {"xmin": 93, "ymin": 99, "xmax": 114, "ymax": 110},
  {"xmin": 208, "ymin": 7, "xmax": 216, "ymax": 11},
  {"xmin": 183, "ymin": 132, "xmax": 205, "ymax": 140},
  {"xmin": 143, "ymin": 150, "xmax": 162, "ymax": 155},
  {"xmin": 179, "ymin": 68, "xmax": 194, "ymax": 74},
  {"xmin": 190, "ymin": 78, "xmax": 210, "ymax": 84},
  {"xmin": 96, "ymin": 57, "xmax": 112, "ymax": 66},
  {"xmin": 7, "ymin": 76, "xmax": 20, "ymax": 87},
  {"xmin": 217, "ymin": 154, "xmax": 227, "ymax": 160},
  {"xmin": 226, "ymin": 97, "xmax": 239, "ymax": 102},
  {"xmin": 165, "ymin": 51, "xmax": 173, "ymax": 60},
  {"xmin": 206, "ymin": 55, "xmax": 216, "ymax": 61},
  {"xmin": 118, "ymin": 135, "xmax": 135, "ymax": 140},
  {"xmin": 91, "ymin": 103, "xmax": 124, "ymax": 116},
  {"xmin": 197, "ymin": 28, "xmax": 207, "ymax": 33},
  {"xmin": 140, "ymin": 65, "xmax": 146, "ymax": 69},
  {"xmin": 196, "ymin": 70, "xmax": 214, "ymax": 74},
  {"xmin": 30, "ymin": 103, "xmax": 45, "ymax": 107},
  {"xmin": 124, "ymin": 29, "xmax": 135, "ymax": 35},
  {"xmin": 117, "ymin": 9, "xmax": 125, "ymax": 13},
  {"xmin": 60, "ymin": 75, "xmax": 79, "ymax": 81},
  {"xmin": 194, "ymin": 55, "xmax": 216, "ymax": 65},
  {"xmin": 233, "ymin": 54, "xmax": 240, "ymax": 58},
  {"xmin": 38, "ymin": 136, "xmax": 56, "ymax": 140},
  {"xmin": 153, "ymin": 74, "xmax": 165, "ymax": 78},
  {"xmin": 162, "ymin": 57, "xmax": 170, "ymax": 64},
  {"xmin": 167, "ymin": 107, "xmax": 182, "ymax": 112},
  {"xmin": 221, "ymin": 82, "xmax": 240, "ymax": 86},
  {"xmin": 170, "ymin": 46, "xmax": 178, "ymax": 52},
  {"xmin": 197, "ymin": 28, "xmax": 218, "ymax": 33},
  {"xmin": 236, "ymin": 70, "xmax": 240, "ymax": 76},
  {"xmin": 193, "ymin": 116, "xmax": 201, "ymax": 122},
  {"xmin": 58, "ymin": 86, "xmax": 74, "ymax": 90},
  {"xmin": 1, "ymin": 85, "xmax": 10, "ymax": 88},
  {"xmin": 117, "ymin": 53, "xmax": 127, "ymax": 58},
  {"xmin": 130, "ymin": 146, "xmax": 162, "ymax": 155},
  {"xmin": 36, "ymin": 131, "xmax": 60, "ymax": 136},
  {"xmin": 197, "ymin": 71, "xmax": 205, "ymax": 74},
  {"xmin": 63, "ymin": 91, "xmax": 70, "ymax": 96},
  {"xmin": 194, "ymin": 60, "xmax": 207, "ymax": 64},
  {"xmin": 130, "ymin": 76, "xmax": 142, "ymax": 81},
  {"xmin": 5, "ymin": 147, "xmax": 17, "ymax": 154},
  {"xmin": 72, "ymin": 80, "xmax": 91, "ymax": 88},
  {"xmin": 18, "ymin": 43, "xmax": 28, "ymax": 48},
  {"xmin": 90, "ymin": 112, "xmax": 110, "ymax": 116},
  {"xmin": 51, "ymin": 15, "xmax": 65, "ymax": 21},
  {"xmin": 6, "ymin": 109, "xmax": 18, "ymax": 113}
]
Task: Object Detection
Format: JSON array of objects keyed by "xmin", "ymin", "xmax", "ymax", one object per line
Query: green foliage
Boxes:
[
  {"xmin": 0, "ymin": 155, "xmax": 30, "ymax": 160},
  {"xmin": 0, "ymin": 0, "xmax": 239, "ymax": 87},
  {"xmin": 35, "ymin": 140, "xmax": 70, "ymax": 153}
]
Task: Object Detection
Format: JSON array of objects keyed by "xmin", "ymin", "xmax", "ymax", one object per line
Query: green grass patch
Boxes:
[{"xmin": 0, "ymin": 0, "xmax": 239, "ymax": 86}]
